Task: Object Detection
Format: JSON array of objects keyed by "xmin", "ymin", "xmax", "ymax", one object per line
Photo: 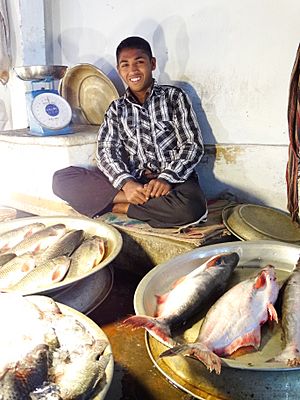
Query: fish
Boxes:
[
  {"xmin": 0, "ymin": 344, "xmax": 49, "ymax": 400},
  {"xmin": 0, "ymin": 222, "xmax": 45, "ymax": 253},
  {"xmin": 51, "ymin": 342, "xmax": 111, "ymax": 399},
  {"xmin": 48, "ymin": 312, "xmax": 110, "ymax": 399},
  {"xmin": 0, "ymin": 253, "xmax": 36, "ymax": 289},
  {"xmin": 0, "ymin": 294, "xmax": 111, "ymax": 399},
  {"xmin": 34, "ymin": 229, "xmax": 85, "ymax": 266},
  {"xmin": 270, "ymin": 261, "xmax": 300, "ymax": 366},
  {"xmin": 159, "ymin": 265, "xmax": 280, "ymax": 374},
  {"xmin": 66, "ymin": 235, "xmax": 106, "ymax": 279},
  {"xmin": 0, "ymin": 252, "xmax": 16, "ymax": 266},
  {"xmin": 122, "ymin": 252, "xmax": 240, "ymax": 345},
  {"xmin": 10, "ymin": 224, "xmax": 67, "ymax": 256},
  {"xmin": 10, "ymin": 256, "xmax": 71, "ymax": 293}
]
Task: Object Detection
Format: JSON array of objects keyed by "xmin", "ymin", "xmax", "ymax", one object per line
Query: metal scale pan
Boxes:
[{"xmin": 134, "ymin": 240, "xmax": 300, "ymax": 400}]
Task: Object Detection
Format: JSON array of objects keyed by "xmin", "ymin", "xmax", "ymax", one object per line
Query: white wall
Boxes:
[{"xmin": 44, "ymin": 0, "xmax": 300, "ymax": 147}]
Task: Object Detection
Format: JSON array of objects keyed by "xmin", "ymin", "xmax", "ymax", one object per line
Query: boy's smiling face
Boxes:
[{"xmin": 117, "ymin": 47, "xmax": 156, "ymax": 103}]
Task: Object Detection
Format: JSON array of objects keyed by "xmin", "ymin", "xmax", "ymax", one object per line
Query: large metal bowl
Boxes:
[
  {"xmin": 14, "ymin": 65, "xmax": 68, "ymax": 81},
  {"xmin": 134, "ymin": 240, "xmax": 300, "ymax": 399},
  {"xmin": 0, "ymin": 216, "xmax": 122, "ymax": 303}
]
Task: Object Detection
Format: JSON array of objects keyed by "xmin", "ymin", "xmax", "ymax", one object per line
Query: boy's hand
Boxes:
[
  {"xmin": 144, "ymin": 178, "xmax": 172, "ymax": 199},
  {"xmin": 122, "ymin": 180, "xmax": 148, "ymax": 204}
]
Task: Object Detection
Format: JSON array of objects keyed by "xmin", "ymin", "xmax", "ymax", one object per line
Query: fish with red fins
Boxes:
[
  {"xmin": 160, "ymin": 265, "xmax": 280, "ymax": 374},
  {"xmin": 123, "ymin": 252, "xmax": 240, "ymax": 345}
]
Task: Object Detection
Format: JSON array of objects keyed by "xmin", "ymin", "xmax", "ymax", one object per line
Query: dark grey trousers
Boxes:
[{"xmin": 52, "ymin": 166, "xmax": 207, "ymax": 228}]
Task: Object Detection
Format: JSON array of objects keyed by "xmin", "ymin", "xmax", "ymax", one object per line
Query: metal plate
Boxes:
[
  {"xmin": 59, "ymin": 63, "xmax": 119, "ymax": 125},
  {"xmin": 222, "ymin": 204, "xmax": 300, "ymax": 243},
  {"xmin": 0, "ymin": 216, "xmax": 122, "ymax": 297},
  {"xmin": 238, "ymin": 204, "xmax": 300, "ymax": 241},
  {"xmin": 27, "ymin": 297, "xmax": 114, "ymax": 400},
  {"xmin": 133, "ymin": 241, "xmax": 300, "ymax": 399}
]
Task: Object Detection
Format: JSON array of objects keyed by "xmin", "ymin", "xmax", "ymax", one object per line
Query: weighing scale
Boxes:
[{"xmin": 14, "ymin": 65, "xmax": 73, "ymax": 136}]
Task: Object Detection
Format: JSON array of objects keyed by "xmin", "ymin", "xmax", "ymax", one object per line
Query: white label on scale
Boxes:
[{"xmin": 31, "ymin": 92, "xmax": 72, "ymax": 129}]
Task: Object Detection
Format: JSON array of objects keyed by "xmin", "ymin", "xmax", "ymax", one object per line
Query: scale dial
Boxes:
[{"xmin": 31, "ymin": 92, "xmax": 72, "ymax": 130}]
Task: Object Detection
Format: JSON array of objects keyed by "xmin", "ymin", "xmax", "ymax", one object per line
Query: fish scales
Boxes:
[
  {"xmin": 123, "ymin": 252, "xmax": 240, "ymax": 345},
  {"xmin": 0, "ymin": 253, "xmax": 36, "ymax": 289},
  {"xmin": 0, "ymin": 253, "xmax": 16, "ymax": 266},
  {"xmin": 160, "ymin": 265, "xmax": 280, "ymax": 374},
  {"xmin": 34, "ymin": 229, "xmax": 85, "ymax": 266},
  {"xmin": 10, "ymin": 224, "xmax": 67, "ymax": 256},
  {"xmin": 0, "ymin": 344, "xmax": 49, "ymax": 400},
  {"xmin": 0, "ymin": 223, "xmax": 45, "ymax": 253},
  {"xmin": 272, "ymin": 262, "xmax": 300, "ymax": 366},
  {"xmin": 10, "ymin": 256, "xmax": 71, "ymax": 293},
  {"xmin": 67, "ymin": 236, "xmax": 106, "ymax": 279}
]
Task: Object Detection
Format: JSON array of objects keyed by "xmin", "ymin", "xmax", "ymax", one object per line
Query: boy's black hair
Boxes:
[{"xmin": 116, "ymin": 36, "xmax": 153, "ymax": 63}]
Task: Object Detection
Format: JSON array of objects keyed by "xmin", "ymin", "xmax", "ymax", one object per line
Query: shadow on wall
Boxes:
[
  {"xmin": 56, "ymin": 27, "xmax": 125, "ymax": 96},
  {"xmin": 152, "ymin": 20, "xmax": 263, "ymax": 204}
]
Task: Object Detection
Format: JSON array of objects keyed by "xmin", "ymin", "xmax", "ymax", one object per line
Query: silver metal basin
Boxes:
[{"xmin": 14, "ymin": 65, "xmax": 68, "ymax": 81}]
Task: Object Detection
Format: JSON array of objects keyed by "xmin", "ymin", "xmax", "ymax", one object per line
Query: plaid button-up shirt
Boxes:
[{"xmin": 96, "ymin": 81, "xmax": 204, "ymax": 190}]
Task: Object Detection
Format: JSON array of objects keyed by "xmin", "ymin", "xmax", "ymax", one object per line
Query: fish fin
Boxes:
[
  {"xmin": 51, "ymin": 262, "xmax": 70, "ymax": 283},
  {"xmin": 159, "ymin": 343, "xmax": 222, "ymax": 375},
  {"xmin": 267, "ymin": 303, "xmax": 278, "ymax": 323},
  {"xmin": 155, "ymin": 293, "xmax": 169, "ymax": 305},
  {"xmin": 154, "ymin": 293, "xmax": 170, "ymax": 317},
  {"xmin": 267, "ymin": 344, "xmax": 300, "ymax": 366},
  {"xmin": 254, "ymin": 270, "xmax": 267, "ymax": 289},
  {"xmin": 222, "ymin": 327, "xmax": 261, "ymax": 355},
  {"xmin": 122, "ymin": 315, "xmax": 172, "ymax": 344}
]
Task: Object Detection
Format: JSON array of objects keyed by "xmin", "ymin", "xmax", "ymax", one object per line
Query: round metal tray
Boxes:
[
  {"xmin": 134, "ymin": 241, "xmax": 300, "ymax": 399},
  {"xmin": 59, "ymin": 63, "xmax": 119, "ymax": 125},
  {"xmin": 222, "ymin": 204, "xmax": 300, "ymax": 243}
]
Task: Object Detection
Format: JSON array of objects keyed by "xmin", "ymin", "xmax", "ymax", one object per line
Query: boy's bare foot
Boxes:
[{"xmin": 112, "ymin": 202, "xmax": 129, "ymax": 214}]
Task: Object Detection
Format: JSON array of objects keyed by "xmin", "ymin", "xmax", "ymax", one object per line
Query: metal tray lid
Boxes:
[
  {"xmin": 59, "ymin": 63, "xmax": 119, "ymax": 125},
  {"xmin": 223, "ymin": 203, "xmax": 300, "ymax": 243}
]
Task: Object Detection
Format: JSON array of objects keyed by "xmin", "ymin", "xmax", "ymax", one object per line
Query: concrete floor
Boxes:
[{"xmin": 90, "ymin": 265, "xmax": 196, "ymax": 400}]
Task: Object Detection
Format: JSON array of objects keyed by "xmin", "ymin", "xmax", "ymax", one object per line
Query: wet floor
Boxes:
[{"xmin": 90, "ymin": 266, "xmax": 196, "ymax": 400}]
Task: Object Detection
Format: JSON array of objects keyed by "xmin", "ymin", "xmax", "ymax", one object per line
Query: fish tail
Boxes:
[
  {"xmin": 267, "ymin": 345, "xmax": 300, "ymax": 367},
  {"xmin": 122, "ymin": 315, "xmax": 172, "ymax": 344},
  {"xmin": 159, "ymin": 342, "xmax": 222, "ymax": 375}
]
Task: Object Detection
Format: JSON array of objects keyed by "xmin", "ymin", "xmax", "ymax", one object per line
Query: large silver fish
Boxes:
[
  {"xmin": 49, "ymin": 313, "xmax": 110, "ymax": 399},
  {"xmin": 10, "ymin": 224, "xmax": 67, "ymax": 256},
  {"xmin": 123, "ymin": 252, "xmax": 240, "ymax": 345},
  {"xmin": 34, "ymin": 229, "xmax": 85, "ymax": 266},
  {"xmin": 160, "ymin": 265, "xmax": 280, "ymax": 374},
  {"xmin": 0, "ymin": 253, "xmax": 36, "ymax": 289},
  {"xmin": 0, "ymin": 223, "xmax": 45, "ymax": 253},
  {"xmin": 10, "ymin": 256, "xmax": 71, "ymax": 293},
  {"xmin": 271, "ymin": 262, "xmax": 300, "ymax": 366},
  {"xmin": 66, "ymin": 236, "xmax": 106, "ymax": 279}
]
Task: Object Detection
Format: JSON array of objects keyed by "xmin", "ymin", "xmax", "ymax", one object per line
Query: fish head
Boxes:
[
  {"xmin": 207, "ymin": 252, "xmax": 240, "ymax": 271},
  {"xmin": 253, "ymin": 264, "xmax": 280, "ymax": 304}
]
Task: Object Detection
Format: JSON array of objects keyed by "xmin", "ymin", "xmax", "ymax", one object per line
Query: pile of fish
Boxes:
[
  {"xmin": 124, "ymin": 251, "xmax": 300, "ymax": 374},
  {"xmin": 0, "ymin": 222, "xmax": 106, "ymax": 294},
  {"xmin": 0, "ymin": 293, "xmax": 111, "ymax": 399}
]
